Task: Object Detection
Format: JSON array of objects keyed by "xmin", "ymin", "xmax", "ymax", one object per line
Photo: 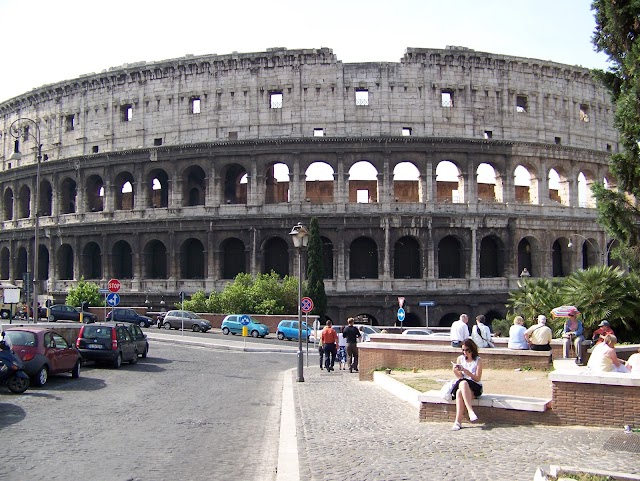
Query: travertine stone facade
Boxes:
[{"xmin": 0, "ymin": 47, "xmax": 617, "ymax": 326}]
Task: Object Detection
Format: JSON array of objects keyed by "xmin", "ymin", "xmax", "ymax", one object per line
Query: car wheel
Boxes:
[
  {"xmin": 192, "ymin": 325, "xmax": 201, "ymax": 332},
  {"xmin": 48, "ymin": 315, "xmax": 55, "ymax": 322},
  {"xmin": 130, "ymin": 350, "xmax": 138, "ymax": 364},
  {"xmin": 34, "ymin": 365, "xmax": 49, "ymax": 387},
  {"xmin": 142, "ymin": 345, "xmax": 148, "ymax": 358},
  {"xmin": 72, "ymin": 360, "xmax": 81, "ymax": 378},
  {"xmin": 222, "ymin": 327, "xmax": 230, "ymax": 335},
  {"xmin": 251, "ymin": 330, "xmax": 259, "ymax": 338},
  {"xmin": 0, "ymin": 310, "xmax": 9, "ymax": 319},
  {"xmin": 139, "ymin": 320, "xmax": 146, "ymax": 328},
  {"xmin": 163, "ymin": 322, "xmax": 172, "ymax": 330},
  {"xmin": 7, "ymin": 375, "xmax": 29, "ymax": 394},
  {"xmin": 113, "ymin": 353, "xmax": 122, "ymax": 369},
  {"xmin": 277, "ymin": 332, "xmax": 285, "ymax": 340}
]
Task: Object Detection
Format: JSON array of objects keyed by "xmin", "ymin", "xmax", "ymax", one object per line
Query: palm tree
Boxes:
[{"xmin": 507, "ymin": 278, "xmax": 563, "ymax": 326}]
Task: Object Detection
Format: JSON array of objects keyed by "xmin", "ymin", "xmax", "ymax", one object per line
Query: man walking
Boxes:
[
  {"xmin": 450, "ymin": 314, "xmax": 470, "ymax": 347},
  {"xmin": 321, "ymin": 320, "xmax": 339, "ymax": 372},
  {"xmin": 342, "ymin": 317, "xmax": 362, "ymax": 373}
]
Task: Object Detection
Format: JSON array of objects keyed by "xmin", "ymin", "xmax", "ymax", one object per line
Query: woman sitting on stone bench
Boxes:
[
  {"xmin": 451, "ymin": 339, "xmax": 483, "ymax": 431},
  {"xmin": 587, "ymin": 334, "xmax": 629, "ymax": 373}
]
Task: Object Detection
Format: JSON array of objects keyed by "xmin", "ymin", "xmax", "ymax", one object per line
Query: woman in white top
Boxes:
[
  {"xmin": 336, "ymin": 328, "xmax": 347, "ymax": 370},
  {"xmin": 451, "ymin": 339, "xmax": 483, "ymax": 431},
  {"xmin": 471, "ymin": 315, "xmax": 494, "ymax": 348},
  {"xmin": 508, "ymin": 316, "xmax": 529, "ymax": 350},
  {"xmin": 587, "ymin": 334, "xmax": 629, "ymax": 373}
]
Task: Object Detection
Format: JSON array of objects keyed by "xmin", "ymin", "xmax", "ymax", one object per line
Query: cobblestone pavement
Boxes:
[{"xmin": 293, "ymin": 367, "xmax": 640, "ymax": 481}]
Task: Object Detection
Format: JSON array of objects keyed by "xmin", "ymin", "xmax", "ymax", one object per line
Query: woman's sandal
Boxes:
[{"xmin": 452, "ymin": 421, "xmax": 462, "ymax": 431}]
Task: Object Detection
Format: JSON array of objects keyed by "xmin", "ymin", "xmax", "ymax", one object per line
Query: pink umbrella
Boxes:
[{"xmin": 551, "ymin": 305, "xmax": 580, "ymax": 318}]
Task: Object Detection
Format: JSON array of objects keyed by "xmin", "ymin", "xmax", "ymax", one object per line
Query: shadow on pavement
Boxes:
[{"xmin": 0, "ymin": 403, "xmax": 26, "ymax": 430}]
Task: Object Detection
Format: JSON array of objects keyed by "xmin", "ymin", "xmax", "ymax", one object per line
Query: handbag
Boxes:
[{"xmin": 439, "ymin": 379, "xmax": 457, "ymax": 401}]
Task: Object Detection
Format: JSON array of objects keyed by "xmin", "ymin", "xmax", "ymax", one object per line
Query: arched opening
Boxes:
[
  {"xmin": 181, "ymin": 238, "xmax": 205, "ymax": 278},
  {"xmin": 436, "ymin": 161, "xmax": 463, "ymax": 203},
  {"xmin": 16, "ymin": 247, "xmax": 28, "ymax": 280},
  {"xmin": 578, "ymin": 171, "xmax": 596, "ymax": 208},
  {"xmin": 514, "ymin": 165, "xmax": 537, "ymax": 204},
  {"xmin": 112, "ymin": 240, "xmax": 133, "ymax": 279},
  {"xmin": 349, "ymin": 237, "xmax": 378, "ymax": 279},
  {"xmin": 548, "ymin": 168, "xmax": 568, "ymax": 205},
  {"xmin": 3, "ymin": 188, "xmax": 14, "ymax": 220},
  {"xmin": 82, "ymin": 242, "xmax": 102, "ymax": 279},
  {"xmin": 394, "ymin": 236, "xmax": 421, "ymax": 278},
  {"xmin": 37, "ymin": 244, "xmax": 49, "ymax": 282},
  {"xmin": 39, "ymin": 180, "xmax": 53, "ymax": 216},
  {"xmin": 393, "ymin": 162, "xmax": 420, "ymax": 203},
  {"xmin": 60, "ymin": 178, "xmax": 77, "ymax": 214},
  {"xmin": 265, "ymin": 162, "xmax": 290, "ymax": 204},
  {"xmin": 438, "ymin": 312, "xmax": 461, "ymax": 328},
  {"xmin": 144, "ymin": 240, "xmax": 168, "ymax": 279},
  {"xmin": 183, "ymin": 166, "xmax": 206, "ymax": 207},
  {"xmin": 147, "ymin": 170, "xmax": 169, "ymax": 208},
  {"xmin": 17, "ymin": 185, "xmax": 30, "ymax": 219},
  {"xmin": 517, "ymin": 238, "xmax": 534, "ymax": 277},
  {"xmin": 114, "ymin": 172, "xmax": 135, "ymax": 210},
  {"xmin": 86, "ymin": 175, "xmax": 104, "ymax": 212},
  {"xmin": 349, "ymin": 161, "xmax": 378, "ymax": 203},
  {"xmin": 221, "ymin": 238, "xmax": 246, "ymax": 279},
  {"xmin": 305, "ymin": 161, "xmax": 334, "ymax": 203},
  {"xmin": 0, "ymin": 247, "xmax": 10, "ymax": 279},
  {"xmin": 263, "ymin": 237, "xmax": 288, "ymax": 278},
  {"xmin": 223, "ymin": 164, "xmax": 248, "ymax": 204},
  {"xmin": 321, "ymin": 236, "xmax": 334, "ymax": 279},
  {"xmin": 479, "ymin": 236, "xmax": 502, "ymax": 278},
  {"xmin": 552, "ymin": 238, "xmax": 570, "ymax": 277},
  {"xmin": 477, "ymin": 163, "xmax": 502, "ymax": 202},
  {"xmin": 438, "ymin": 235, "xmax": 464, "ymax": 278},
  {"xmin": 57, "ymin": 244, "xmax": 74, "ymax": 280}
]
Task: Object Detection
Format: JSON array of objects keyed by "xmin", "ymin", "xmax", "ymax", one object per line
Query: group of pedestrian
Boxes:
[
  {"xmin": 450, "ymin": 314, "xmax": 495, "ymax": 349},
  {"xmin": 318, "ymin": 318, "xmax": 361, "ymax": 373}
]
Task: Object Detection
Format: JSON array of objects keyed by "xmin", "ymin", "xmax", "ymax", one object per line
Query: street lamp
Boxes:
[
  {"xmin": 520, "ymin": 268, "xmax": 531, "ymax": 323},
  {"xmin": 289, "ymin": 222, "xmax": 309, "ymax": 383},
  {"xmin": 9, "ymin": 118, "xmax": 43, "ymax": 322},
  {"xmin": 567, "ymin": 234, "xmax": 608, "ymax": 266}
]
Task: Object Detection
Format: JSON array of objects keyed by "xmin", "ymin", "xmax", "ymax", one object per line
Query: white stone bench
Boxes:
[{"xmin": 419, "ymin": 390, "xmax": 552, "ymax": 412}]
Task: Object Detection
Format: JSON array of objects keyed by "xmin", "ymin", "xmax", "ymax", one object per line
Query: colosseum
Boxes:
[{"xmin": 0, "ymin": 46, "xmax": 617, "ymax": 326}]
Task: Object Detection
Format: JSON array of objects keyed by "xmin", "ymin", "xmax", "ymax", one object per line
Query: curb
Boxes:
[{"xmin": 146, "ymin": 333, "xmax": 297, "ymax": 353}]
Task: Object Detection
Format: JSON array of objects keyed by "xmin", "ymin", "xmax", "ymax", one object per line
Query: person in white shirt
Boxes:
[
  {"xmin": 508, "ymin": 316, "xmax": 529, "ymax": 350},
  {"xmin": 450, "ymin": 314, "xmax": 470, "ymax": 347},
  {"xmin": 471, "ymin": 315, "xmax": 494, "ymax": 348}
]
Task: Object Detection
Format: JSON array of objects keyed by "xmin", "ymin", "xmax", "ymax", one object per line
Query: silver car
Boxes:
[{"xmin": 161, "ymin": 310, "xmax": 212, "ymax": 332}]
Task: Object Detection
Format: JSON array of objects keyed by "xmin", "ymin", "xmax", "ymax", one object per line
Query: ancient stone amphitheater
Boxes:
[{"xmin": 0, "ymin": 46, "xmax": 617, "ymax": 326}]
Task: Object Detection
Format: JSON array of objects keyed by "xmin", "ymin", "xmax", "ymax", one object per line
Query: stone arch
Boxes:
[
  {"xmin": 39, "ymin": 180, "xmax": 53, "ymax": 216},
  {"xmin": 3, "ymin": 188, "xmax": 14, "ymax": 220},
  {"xmin": 438, "ymin": 235, "xmax": 464, "ymax": 278},
  {"xmin": 436, "ymin": 161, "xmax": 463, "ymax": 203},
  {"xmin": 477, "ymin": 163, "xmax": 502, "ymax": 203},
  {"xmin": 548, "ymin": 168, "xmax": 569, "ymax": 205},
  {"xmin": 321, "ymin": 236, "xmax": 334, "ymax": 279},
  {"xmin": 348, "ymin": 161, "xmax": 378, "ymax": 203},
  {"xmin": 147, "ymin": 169, "xmax": 169, "ymax": 208},
  {"xmin": 180, "ymin": 238, "xmax": 205, "ymax": 278},
  {"xmin": 349, "ymin": 236, "xmax": 378, "ymax": 279},
  {"xmin": 305, "ymin": 161, "xmax": 334, "ymax": 203},
  {"xmin": 16, "ymin": 247, "xmax": 28, "ymax": 280},
  {"xmin": 264, "ymin": 162, "xmax": 290, "ymax": 204},
  {"xmin": 111, "ymin": 240, "xmax": 133, "ymax": 279},
  {"xmin": 438, "ymin": 312, "xmax": 461, "ymax": 328},
  {"xmin": 182, "ymin": 165, "xmax": 206, "ymax": 207},
  {"xmin": 514, "ymin": 165, "xmax": 537, "ymax": 204},
  {"xmin": 552, "ymin": 237, "xmax": 571, "ymax": 277},
  {"xmin": 263, "ymin": 237, "xmax": 288, "ymax": 277},
  {"xmin": 393, "ymin": 162, "xmax": 420, "ymax": 203},
  {"xmin": 60, "ymin": 177, "xmax": 77, "ymax": 214},
  {"xmin": 37, "ymin": 244, "xmax": 49, "ymax": 282},
  {"xmin": 17, "ymin": 184, "xmax": 30, "ymax": 219},
  {"xmin": 82, "ymin": 242, "xmax": 102, "ymax": 279},
  {"xmin": 479, "ymin": 235, "xmax": 503, "ymax": 278},
  {"xmin": 0, "ymin": 247, "xmax": 9, "ymax": 279},
  {"xmin": 114, "ymin": 171, "xmax": 135, "ymax": 210},
  {"xmin": 578, "ymin": 170, "xmax": 596, "ymax": 208},
  {"xmin": 144, "ymin": 240, "xmax": 168, "ymax": 279},
  {"xmin": 86, "ymin": 174, "xmax": 104, "ymax": 212},
  {"xmin": 57, "ymin": 244, "xmax": 74, "ymax": 280},
  {"xmin": 394, "ymin": 235, "xmax": 421, "ymax": 279},
  {"xmin": 517, "ymin": 236, "xmax": 540, "ymax": 277},
  {"xmin": 222, "ymin": 163, "xmax": 247, "ymax": 204},
  {"xmin": 221, "ymin": 237, "xmax": 246, "ymax": 279}
]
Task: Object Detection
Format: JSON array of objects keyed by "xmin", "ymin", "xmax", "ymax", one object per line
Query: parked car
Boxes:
[
  {"xmin": 106, "ymin": 308, "xmax": 154, "ymax": 328},
  {"xmin": 48, "ymin": 304, "xmax": 98, "ymax": 323},
  {"xmin": 125, "ymin": 323, "xmax": 149, "ymax": 358},
  {"xmin": 75, "ymin": 323, "xmax": 139, "ymax": 368},
  {"xmin": 354, "ymin": 324, "xmax": 381, "ymax": 342},
  {"xmin": 162, "ymin": 310, "xmax": 212, "ymax": 332},
  {"xmin": 3, "ymin": 327, "xmax": 81, "ymax": 386},
  {"xmin": 276, "ymin": 320, "xmax": 312, "ymax": 341},
  {"xmin": 221, "ymin": 315, "xmax": 269, "ymax": 338},
  {"xmin": 402, "ymin": 328, "xmax": 434, "ymax": 336}
]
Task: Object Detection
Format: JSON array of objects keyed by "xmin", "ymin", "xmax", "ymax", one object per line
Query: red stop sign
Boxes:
[{"xmin": 108, "ymin": 279, "xmax": 121, "ymax": 293}]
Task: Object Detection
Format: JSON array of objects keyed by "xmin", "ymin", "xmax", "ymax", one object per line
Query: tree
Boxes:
[
  {"xmin": 591, "ymin": 1, "xmax": 640, "ymax": 270},
  {"xmin": 305, "ymin": 217, "xmax": 327, "ymax": 321},
  {"xmin": 65, "ymin": 277, "xmax": 103, "ymax": 308}
]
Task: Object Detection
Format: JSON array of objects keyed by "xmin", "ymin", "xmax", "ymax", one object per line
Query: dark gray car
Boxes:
[
  {"xmin": 162, "ymin": 310, "xmax": 212, "ymax": 332},
  {"xmin": 106, "ymin": 308, "xmax": 154, "ymax": 328}
]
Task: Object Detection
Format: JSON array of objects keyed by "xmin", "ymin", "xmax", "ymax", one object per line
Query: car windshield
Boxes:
[{"xmin": 4, "ymin": 331, "xmax": 37, "ymax": 347}]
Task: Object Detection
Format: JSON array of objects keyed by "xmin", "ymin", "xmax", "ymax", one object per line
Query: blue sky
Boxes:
[{"xmin": 0, "ymin": 0, "xmax": 609, "ymax": 103}]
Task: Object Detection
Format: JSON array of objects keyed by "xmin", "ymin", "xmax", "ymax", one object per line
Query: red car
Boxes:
[{"xmin": 3, "ymin": 328, "xmax": 81, "ymax": 386}]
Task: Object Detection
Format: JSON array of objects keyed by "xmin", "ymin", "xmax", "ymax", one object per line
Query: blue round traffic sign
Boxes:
[
  {"xmin": 240, "ymin": 314, "xmax": 251, "ymax": 326},
  {"xmin": 397, "ymin": 307, "xmax": 405, "ymax": 321},
  {"xmin": 301, "ymin": 297, "xmax": 314, "ymax": 313},
  {"xmin": 106, "ymin": 292, "xmax": 120, "ymax": 307}
]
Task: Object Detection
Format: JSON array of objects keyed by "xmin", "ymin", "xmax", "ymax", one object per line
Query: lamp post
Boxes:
[
  {"xmin": 289, "ymin": 222, "xmax": 309, "ymax": 383},
  {"xmin": 567, "ymin": 233, "xmax": 609, "ymax": 266},
  {"xmin": 520, "ymin": 268, "xmax": 531, "ymax": 322},
  {"xmin": 9, "ymin": 118, "xmax": 43, "ymax": 322}
]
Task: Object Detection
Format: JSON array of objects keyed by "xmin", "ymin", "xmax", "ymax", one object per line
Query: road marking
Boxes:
[{"xmin": 276, "ymin": 369, "xmax": 299, "ymax": 481}]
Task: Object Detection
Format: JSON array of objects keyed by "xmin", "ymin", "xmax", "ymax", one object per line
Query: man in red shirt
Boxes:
[
  {"xmin": 591, "ymin": 320, "xmax": 615, "ymax": 346},
  {"xmin": 321, "ymin": 320, "xmax": 339, "ymax": 372}
]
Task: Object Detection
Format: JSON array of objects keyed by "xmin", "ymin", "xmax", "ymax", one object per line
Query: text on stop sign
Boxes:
[{"xmin": 108, "ymin": 279, "xmax": 121, "ymax": 293}]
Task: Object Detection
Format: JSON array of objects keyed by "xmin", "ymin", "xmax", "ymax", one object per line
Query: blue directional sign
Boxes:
[
  {"xmin": 240, "ymin": 314, "xmax": 251, "ymax": 326},
  {"xmin": 106, "ymin": 292, "xmax": 120, "ymax": 307},
  {"xmin": 397, "ymin": 307, "xmax": 406, "ymax": 322},
  {"xmin": 98, "ymin": 288, "xmax": 110, "ymax": 295},
  {"xmin": 419, "ymin": 301, "xmax": 436, "ymax": 307}
]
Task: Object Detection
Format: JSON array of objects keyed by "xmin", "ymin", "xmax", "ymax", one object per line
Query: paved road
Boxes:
[{"xmin": 0, "ymin": 342, "xmax": 291, "ymax": 481}]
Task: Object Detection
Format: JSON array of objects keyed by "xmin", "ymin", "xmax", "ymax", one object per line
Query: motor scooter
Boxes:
[{"xmin": 0, "ymin": 331, "xmax": 30, "ymax": 394}]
